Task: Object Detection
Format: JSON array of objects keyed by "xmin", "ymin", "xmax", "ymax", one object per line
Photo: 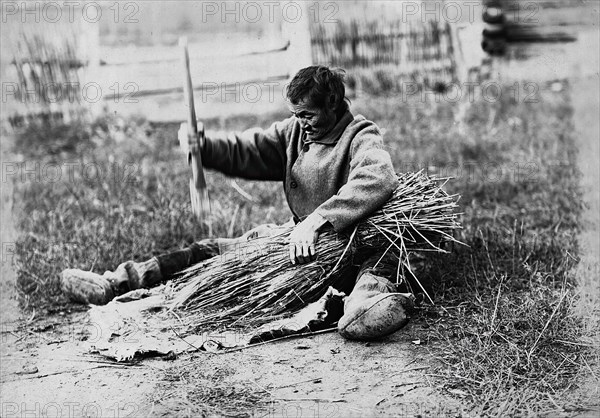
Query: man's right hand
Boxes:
[{"xmin": 178, "ymin": 122, "xmax": 204, "ymax": 154}]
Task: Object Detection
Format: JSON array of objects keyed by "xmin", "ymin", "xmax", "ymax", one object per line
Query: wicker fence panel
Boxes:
[{"xmin": 310, "ymin": 18, "xmax": 457, "ymax": 90}]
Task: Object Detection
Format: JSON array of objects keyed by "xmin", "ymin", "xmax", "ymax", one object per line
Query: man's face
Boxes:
[{"xmin": 289, "ymin": 98, "xmax": 338, "ymax": 141}]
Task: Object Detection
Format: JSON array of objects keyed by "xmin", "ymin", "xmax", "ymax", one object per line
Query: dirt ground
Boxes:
[{"xmin": 2, "ymin": 12, "xmax": 599, "ymax": 418}]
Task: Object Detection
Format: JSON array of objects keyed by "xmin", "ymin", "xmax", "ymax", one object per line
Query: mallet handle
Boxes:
[{"xmin": 179, "ymin": 36, "xmax": 209, "ymax": 217}]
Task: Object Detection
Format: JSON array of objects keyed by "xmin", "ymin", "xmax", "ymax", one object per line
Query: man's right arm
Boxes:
[{"xmin": 201, "ymin": 118, "xmax": 292, "ymax": 181}]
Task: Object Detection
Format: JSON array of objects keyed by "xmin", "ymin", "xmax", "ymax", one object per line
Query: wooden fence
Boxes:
[
  {"xmin": 4, "ymin": 2, "xmax": 468, "ymax": 128},
  {"xmin": 2, "ymin": 9, "xmax": 98, "ymax": 130},
  {"xmin": 310, "ymin": 18, "xmax": 457, "ymax": 90}
]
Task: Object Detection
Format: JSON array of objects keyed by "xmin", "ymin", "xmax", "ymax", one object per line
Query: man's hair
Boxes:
[{"xmin": 286, "ymin": 65, "xmax": 349, "ymax": 110}]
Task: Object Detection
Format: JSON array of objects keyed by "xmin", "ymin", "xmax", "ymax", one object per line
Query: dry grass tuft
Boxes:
[{"xmin": 152, "ymin": 360, "xmax": 269, "ymax": 417}]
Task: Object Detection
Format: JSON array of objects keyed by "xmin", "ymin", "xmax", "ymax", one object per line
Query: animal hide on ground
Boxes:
[{"xmin": 87, "ymin": 286, "xmax": 346, "ymax": 361}]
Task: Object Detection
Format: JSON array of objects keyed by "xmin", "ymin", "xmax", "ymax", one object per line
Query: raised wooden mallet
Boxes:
[{"xmin": 179, "ymin": 36, "xmax": 210, "ymax": 219}]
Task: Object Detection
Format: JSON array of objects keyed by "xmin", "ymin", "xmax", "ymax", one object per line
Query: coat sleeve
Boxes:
[
  {"xmin": 201, "ymin": 118, "xmax": 291, "ymax": 181},
  {"xmin": 313, "ymin": 125, "xmax": 398, "ymax": 232}
]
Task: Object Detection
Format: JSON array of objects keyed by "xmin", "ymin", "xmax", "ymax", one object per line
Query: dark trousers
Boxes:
[{"xmin": 155, "ymin": 239, "xmax": 220, "ymax": 279}]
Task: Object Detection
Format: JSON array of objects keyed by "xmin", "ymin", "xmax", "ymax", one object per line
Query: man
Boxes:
[{"xmin": 61, "ymin": 65, "xmax": 415, "ymax": 340}]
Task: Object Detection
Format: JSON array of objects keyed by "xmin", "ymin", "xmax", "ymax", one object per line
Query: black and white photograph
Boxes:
[{"xmin": 1, "ymin": 0, "xmax": 598, "ymax": 416}]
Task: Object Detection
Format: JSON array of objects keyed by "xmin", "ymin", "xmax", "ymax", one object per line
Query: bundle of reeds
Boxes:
[{"xmin": 170, "ymin": 171, "xmax": 461, "ymax": 331}]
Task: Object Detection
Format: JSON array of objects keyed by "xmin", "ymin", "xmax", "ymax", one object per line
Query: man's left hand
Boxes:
[{"xmin": 289, "ymin": 213, "xmax": 328, "ymax": 265}]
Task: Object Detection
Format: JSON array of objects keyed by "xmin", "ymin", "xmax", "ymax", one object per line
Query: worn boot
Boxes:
[
  {"xmin": 338, "ymin": 255, "xmax": 415, "ymax": 341},
  {"xmin": 60, "ymin": 258, "xmax": 161, "ymax": 305},
  {"xmin": 60, "ymin": 269, "xmax": 117, "ymax": 305}
]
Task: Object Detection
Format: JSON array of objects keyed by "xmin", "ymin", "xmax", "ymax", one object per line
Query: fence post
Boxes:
[
  {"xmin": 448, "ymin": 21, "xmax": 467, "ymax": 83},
  {"xmin": 80, "ymin": 18, "xmax": 102, "ymax": 120},
  {"xmin": 282, "ymin": 1, "xmax": 313, "ymax": 77}
]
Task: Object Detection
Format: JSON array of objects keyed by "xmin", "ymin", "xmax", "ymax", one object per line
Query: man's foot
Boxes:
[
  {"xmin": 338, "ymin": 272, "xmax": 415, "ymax": 341},
  {"xmin": 60, "ymin": 259, "xmax": 161, "ymax": 305},
  {"xmin": 60, "ymin": 269, "xmax": 117, "ymax": 305}
]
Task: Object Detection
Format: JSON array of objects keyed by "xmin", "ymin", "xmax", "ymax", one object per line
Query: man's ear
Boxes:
[{"xmin": 328, "ymin": 94, "xmax": 339, "ymax": 110}]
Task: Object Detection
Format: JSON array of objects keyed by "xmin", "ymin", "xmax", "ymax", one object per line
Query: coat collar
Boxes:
[{"xmin": 304, "ymin": 110, "xmax": 354, "ymax": 145}]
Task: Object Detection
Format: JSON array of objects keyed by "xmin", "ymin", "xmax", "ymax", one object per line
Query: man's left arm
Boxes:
[{"xmin": 313, "ymin": 129, "xmax": 398, "ymax": 233}]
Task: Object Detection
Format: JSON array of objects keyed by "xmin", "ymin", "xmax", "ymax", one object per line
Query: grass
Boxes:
[
  {"xmin": 9, "ymin": 81, "xmax": 594, "ymax": 415},
  {"xmin": 392, "ymin": 89, "xmax": 590, "ymax": 414}
]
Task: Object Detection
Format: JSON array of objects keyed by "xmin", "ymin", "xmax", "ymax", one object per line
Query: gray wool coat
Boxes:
[{"xmin": 202, "ymin": 110, "xmax": 398, "ymax": 232}]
